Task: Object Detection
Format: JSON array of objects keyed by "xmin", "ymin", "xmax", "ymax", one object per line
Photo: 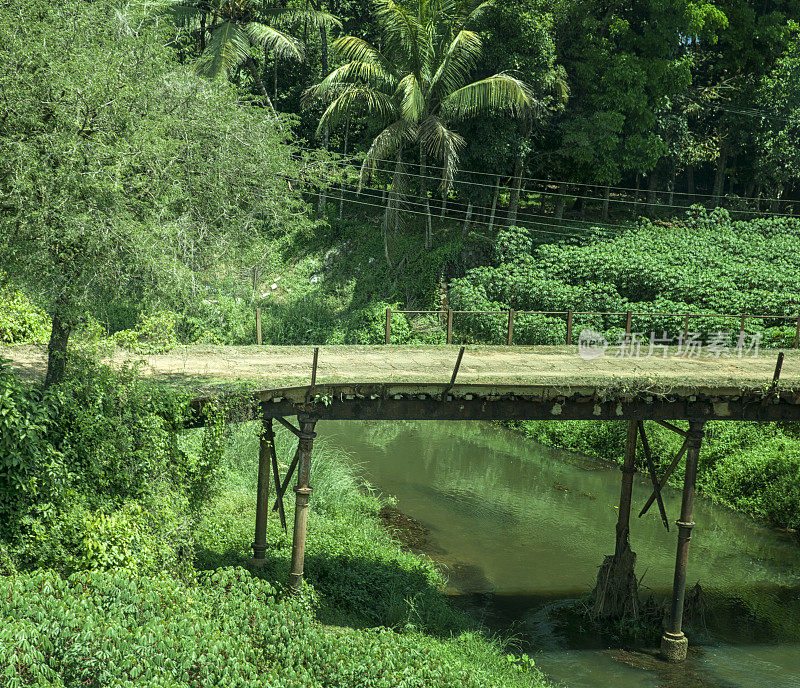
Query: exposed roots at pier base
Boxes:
[{"xmin": 592, "ymin": 543, "xmax": 640, "ymax": 620}]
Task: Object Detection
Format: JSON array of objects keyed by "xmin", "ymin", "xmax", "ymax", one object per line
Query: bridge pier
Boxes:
[
  {"xmin": 660, "ymin": 420, "xmax": 706, "ymax": 661},
  {"xmin": 249, "ymin": 417, "xmax": 274, "ymax": 568},
  {"xmin": 289, "ymin": 417, "xmax": 318, "ymax": 592}
]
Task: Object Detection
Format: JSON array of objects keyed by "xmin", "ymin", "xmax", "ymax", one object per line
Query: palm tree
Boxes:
[
  {"xmin": 169, "ymin": 1, "xmax": 340, "ymax": 118},
  {"xmin": 306, "ymin": 0, "xmax": 538, "ymax": 249}
]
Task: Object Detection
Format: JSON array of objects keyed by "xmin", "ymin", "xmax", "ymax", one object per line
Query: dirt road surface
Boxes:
[{"xmin": 4, "ymin": 344, "xmax": 797, "ymax": 393}]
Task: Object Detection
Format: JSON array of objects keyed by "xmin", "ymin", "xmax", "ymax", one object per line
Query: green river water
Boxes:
[{"xmin": 321, "ymin": 420, "xmax": 800, "ymax": 688}]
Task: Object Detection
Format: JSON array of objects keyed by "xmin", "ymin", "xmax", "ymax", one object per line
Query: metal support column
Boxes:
[
  {"xmin": 250, "ymin": 417, "xmax": 273, "ymax": 566},
  {"xmin": 615, "ymin": 421, "xmax": 638, "ymax": 557},
  {"xmin": 288, "ymin": 416, "xmax": 318, "ymax": 592},
  {"xmin": 661, "ymin": 420, "xmax": 705, "ymax": 661}
]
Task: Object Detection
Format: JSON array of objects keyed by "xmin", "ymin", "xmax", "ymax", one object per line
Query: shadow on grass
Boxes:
[{"xmin": 194, "ymin": 540, "xmax": 470, "ymax": 638}]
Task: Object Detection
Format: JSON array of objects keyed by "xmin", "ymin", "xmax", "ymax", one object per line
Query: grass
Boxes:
[{"xmin": 184, "ymin": 422, "xmax": 554, "ymax": 686}]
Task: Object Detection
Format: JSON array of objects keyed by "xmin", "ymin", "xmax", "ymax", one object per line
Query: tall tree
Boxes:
[
  {"xmin": 0, "ymin": 0, "xmax": 309, "ymax": 385},
  {"xmin": 306, "ymin": 0, "xmax": 536, "ymax": 249},
  {"xmin": 170, "ymin": 0, "xmax": 340, "ymax": 115}
]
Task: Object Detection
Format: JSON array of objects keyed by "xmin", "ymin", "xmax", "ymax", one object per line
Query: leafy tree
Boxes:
[
  {"xmin": 306, "ymin": 0, "xmax": 537, "ymax": 249},
  {"xmin": 169, "ymin": 0, "xmax": 340, "ymax": 117},
  {"xmin": 0, "ymin": 0, "xmax": 309, "ymax": 385}
]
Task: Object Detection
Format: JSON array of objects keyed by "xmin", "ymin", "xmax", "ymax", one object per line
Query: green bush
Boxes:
[
  {"xmin": 0, "ymin": 567, "xmax": 547, "ymax": 688},
  {"xmin": 0, "ymin": 288, "xmax": 50, "ymax": 344},
  {"xmin": 451, "ymin": 212, "xmax": 800, "ymax": 344},
  {"xmin": 113, "ymin": 310, "xmax": 180, "ymax": 354},
  {"xmin": 0, "ymin": 358, "xmax": 220, "ymax": 574}
]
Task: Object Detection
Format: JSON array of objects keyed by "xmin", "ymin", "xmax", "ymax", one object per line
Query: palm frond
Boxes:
[
  {"xmin": 331, "ymin": 36, "xmax": 395, "ymax": 74},
  {"xmin": 360, "ymin": 120, "xmax": 418, "ymax": 188},
  {"xmin": 316, "ymin": 87, "xmax": 397, "ymax": 137},
  {"xmin": 398, "ymin": 73, "xmax": 425, "ymax": 123},
  {"xmin": 440, "ymin": 73, "xmax": 535, "ymax": 120},
  {"xmin": 374, "ymin": 0, "xmax": 424, "ymax": 74},
  {"xmin": 418, "ymin": 115, "xmax": 465, "ymax": 192},
  {"xmin": 195, "ymin": 21, "xmax": 251, "ymax": 78},
  {"xmin": 305, "ymin": 61, "xmax": 396, "ymax": 105},
  {"xmin": 244, "ymin": 22, "xmax": 303, "ymax": 61},
  {"xmin": 430, "ymin": 30, "xmax": 482, "ymax": 100},
  {"xmin": 260, "ymin": 8, "xmax": 342, "ymax": 30}
]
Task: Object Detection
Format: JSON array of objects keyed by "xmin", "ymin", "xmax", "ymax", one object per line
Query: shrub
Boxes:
[{"xmin": 0, "ymin": 288, "xmax": 50, "ymax": 344}]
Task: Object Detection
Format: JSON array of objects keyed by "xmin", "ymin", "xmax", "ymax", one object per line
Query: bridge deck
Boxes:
[{"xmin": 6, "ymin": 344, "xmax": 800, "ymax": 422}]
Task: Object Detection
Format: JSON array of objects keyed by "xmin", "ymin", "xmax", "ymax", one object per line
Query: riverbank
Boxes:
[
  {"xmin": 0, "ymin": 357, "xmax": 552, "ymax": 688},
  {"xmin": 511, "ymin": 419, "xmax": 800, "ymax": 534}
]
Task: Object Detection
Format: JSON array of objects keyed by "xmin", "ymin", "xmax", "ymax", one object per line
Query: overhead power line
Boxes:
[{"xmin": 295, "ymin": 144, "xmax": 800, "ymax": 209}]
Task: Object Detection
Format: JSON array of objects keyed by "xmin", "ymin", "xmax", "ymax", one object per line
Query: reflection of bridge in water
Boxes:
[{"xmin": 184, "ymin": 344, "xmax": 800, "ymax": 662}]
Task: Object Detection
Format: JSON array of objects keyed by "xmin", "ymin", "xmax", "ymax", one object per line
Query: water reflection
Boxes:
[{"xmin": 321, "ymin": 420, "xmax": 800, "ymax": 688}]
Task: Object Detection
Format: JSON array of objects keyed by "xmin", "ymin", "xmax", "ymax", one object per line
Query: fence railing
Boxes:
[{"xmin": 384, "ymin": 308, "xmax": 800, "ymax": 348}]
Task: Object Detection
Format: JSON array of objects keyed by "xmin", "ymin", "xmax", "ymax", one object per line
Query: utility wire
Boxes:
[
  {"xmin": 303, "ymin": 170, "xmax": 626, "ymax": 237},
  {"xmin": 304, "ymin": 153, "xmax": 800, "ymax": 221},
  {"xmin": 296, "ymin": 144, "xmax": 800, "ymax": 211}
]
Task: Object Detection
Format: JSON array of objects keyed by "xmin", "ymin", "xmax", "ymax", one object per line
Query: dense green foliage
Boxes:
[
  {"xmin": 0, "ymin": 361, "xmax": 548, "ymax": 687},
  {"xmin": 449, "ymin": 210, "xmax": 800, "ymax": 344}
]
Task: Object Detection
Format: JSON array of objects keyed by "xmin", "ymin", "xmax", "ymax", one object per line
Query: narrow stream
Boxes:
[{"xmin": 321, "ymin": 420, "xmax": 800, "ymax": 688}]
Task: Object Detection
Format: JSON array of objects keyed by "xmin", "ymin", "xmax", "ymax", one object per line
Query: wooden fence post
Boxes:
[
  {"xmin": 446, "ymin": 309, "xmax": 453, "ymax": 344},
  {"xmin": 739, "ymin": 312, "xmax": 747, "ymax": 341},
  {"xmin": 256, "ymin": 308, "xmax": 262, "ymax": 345},
  {"xmin": 566, "ymin": 308, "xmax": 573, "ymax": 345},
  {"xmin": 625, "ymin": 311, "xmax": 633, "ymax": 336},
  {"xmin": 794, "ymin": 313, "xmax": 800, "ymax": 349},
  {"xmin": 507, "ymin": 309, "xmax": 515, "ymax": 346},
  {"xmin": 385, "ymin": 308, "xmax": 391, "ymax": 345},
  {"xmin": 683, "ymin": 314, "xmax": 690, "ymax": 342}
]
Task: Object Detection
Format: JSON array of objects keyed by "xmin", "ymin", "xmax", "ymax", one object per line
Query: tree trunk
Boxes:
[
  {"xmin": 44, "ymin": 306, "xmax": 73, "ymax": 388},
  {"xmin": 770, "ymin": 184, "xmax": 783, "ymax": 214},
  {"xmin": 462, "ymin": 202, "xmax": 473, "ymax": 237},
  {"xmin": 712, "ymin": 140, "xmax": 728, "ymax": 206},
  {"xmin": 245, "ymin": 57, "xmax": 280, "ymax": 121},
  {"xmin": 339, "ymin": 122, "xmax": 349, "ymax": 220},
  {"xmin": 507, "ymin": 154, "xmax": 524, "ymax": 228},
  {"xmin": 420, "ymin": 151, "xmax": 431, "ymax": 249},
  {"xmin": 440, "ymin": 194, "xmax": 447, "ymax": 219},
  {"xmin": 382, "ymin": 189, "xmax": 391, "ymax": 266},
  {"xmin": 488, "ymin": 176, "xmax": 500, "ymax": 232},
  {"xmin": 554, "ymin": 182, "xmax": 567, "ymax": 219},
  {"xmin": 668, "ymin": 169, "xmax": 676, "ymax": 207},
  {"xmin": 319, "ymin": 24, "xmax": 329, "ymax": 75},
  {"xmin": 602, "ymin": 185, "xmax": 610, "ymax": 221},
  {"xmin": 646, "ymin": 168, "xmax": 660, "ymax": 217}
]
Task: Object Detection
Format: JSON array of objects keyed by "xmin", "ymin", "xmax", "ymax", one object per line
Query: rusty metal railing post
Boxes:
[
  {"xmin": 384, "ymin": 308, "xmax": 391, "ymax": 345},
  {"xmin": 446, "ymin": 309, "xmax": 453, "ymax": 344},
  {"xmin": 661, "ymin": 420, "xmax": 705, "ymax": 662},
  {"xmin": 289, "ymin": 417, "xmax": 317, "ymax": 592},
  {"xmin": 566, "ymin": 308, "xmax": 573, "ymax": 345},
  {"xmin": 250, "ymin": 416, "xmax": 273, "ymax": 566},
  {"xmin": 625, "ymin": 311, "xmax": 632, "ymax": 336},
  {"xmin": 615, "ymin": 421, "xmax": 638, "ymax": 558},
  {"xmin": 507, "ymin": 309, "xmax": 514, "ymax": 346}
]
